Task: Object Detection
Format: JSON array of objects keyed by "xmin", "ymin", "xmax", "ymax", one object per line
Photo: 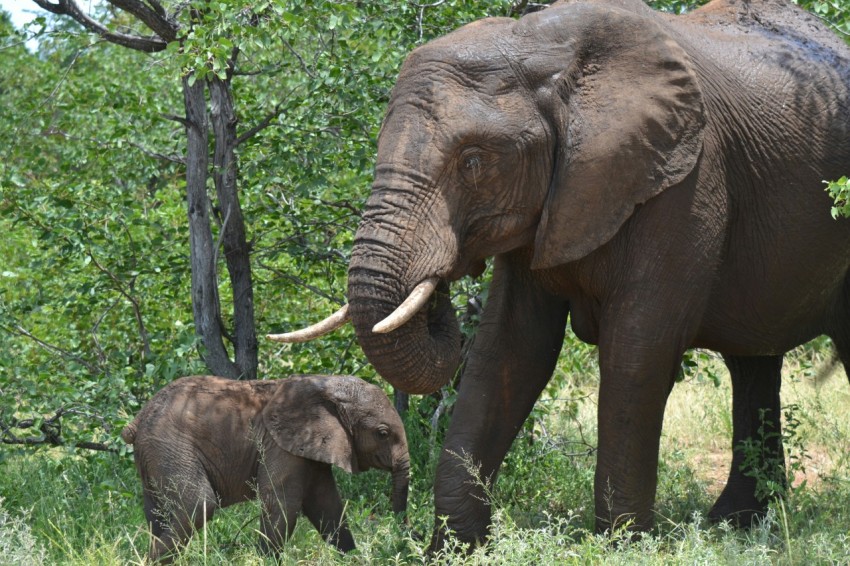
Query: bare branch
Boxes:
[
  {"xmin": 414, "ymin": 0, "xmax": 446, "ymax": 42},
  {"xmin": 281, "ymin": 38, "xmax": 316, "ymax": 78},
  {"xmin": 41, "ymin": 126, "xmax": 184, "ymax": 164},
  {"xmin": 146, "ymin": 0, "xmax": 167, "ymax": 18},
  {"xmin": 319, "ymin": 198, "xmax": 362, "ymax": 217},
  {"xmin": 231, "ymin": 62, "xmax": 285, "ymax": 77},
  {"xmin": 1, "ymin": 407, "xmax": 118, "ymax": 453},
  {"xmin": 124, "ymin": 139, "xmax": 186, "ymax": 164},
  {"xmin": 91, "ymin": 297, "xmax": 119, "ymax": 366},
  {"xmin": 32, "ymin": 0, "xmax": 171, "ymax": 52},
  {"xmin": 236, "ymin": 82, "xmax": 304, "ymax": 145},
  {"xmin": 87, "ymin": 253, "xmax": 153, "ymax": 360},
  {"xmin": 236, "ymin": 101, "xmax": 284, "ymax": 145},
  {"xmin": 257, "ymin": 262, "xmax": 345, "ymax": 305},
  {"xmin": 161, "ymin": 112, "xmax": 191, "ymax": 128},
  {"xmin": 38, "ymin": 47, "xmax": 82, "ymax": 112},
  {"xmin": 108, "ymin": 0, "xmax": 179, "ymax": 42}
]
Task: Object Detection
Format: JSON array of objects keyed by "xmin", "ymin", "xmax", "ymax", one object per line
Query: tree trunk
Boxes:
[
  {"xmin": 183, "ymin": 74, "xmax": 241, "ymax": 379},
  {"xmin": 394, "ymin": 390, "xmax": 409, "ymax": 415},
  {"xmin": 34, "ymin": 0, "xmax": 261, "ymax": 382},
  {"xmin": 209, "ymin": 75, "xmax": 258, "ymax": 380}
]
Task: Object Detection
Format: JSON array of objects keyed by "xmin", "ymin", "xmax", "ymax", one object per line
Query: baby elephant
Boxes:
[{"xmin": 121, "ymin": 374, "xmax": 409, "ymax": 562}]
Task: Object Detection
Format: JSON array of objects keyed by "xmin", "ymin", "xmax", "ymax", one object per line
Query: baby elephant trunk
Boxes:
[{"xmin": 392, "ymin": 461, "xmax": 410, "ymax": 517}]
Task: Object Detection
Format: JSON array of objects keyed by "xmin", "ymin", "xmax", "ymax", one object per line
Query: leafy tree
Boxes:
[
  {"xmin": 0, "ymin": 1, "xmax": 515, "ymax": 449},
  {"xmin": 26, "ymin": 0, "xmax": 259, "ymax": 382}
]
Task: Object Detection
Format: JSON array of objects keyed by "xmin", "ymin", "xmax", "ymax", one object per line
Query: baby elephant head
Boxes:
[{"xmin": 260, "ymin": 374, "xmax": 410, "ymax": 515}]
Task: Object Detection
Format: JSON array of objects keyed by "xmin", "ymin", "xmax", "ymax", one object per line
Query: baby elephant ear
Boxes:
[
  {"xmin": 529, "ymin": 4, "xmax": 705, "ymax": 268},
  {"xmin": 261, "ymin": 375, "xmax": 357, "ymax": 473}
]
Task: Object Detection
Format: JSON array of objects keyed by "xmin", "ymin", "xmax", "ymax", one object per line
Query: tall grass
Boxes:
[{"xmin": 2, "ymin": 346, "xmax": 850, "ymax": 564}]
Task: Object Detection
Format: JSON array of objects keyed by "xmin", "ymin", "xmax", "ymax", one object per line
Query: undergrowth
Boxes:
[{"xmin": 2, "ymin": 346, "xmax": 850, "ymax": 564}]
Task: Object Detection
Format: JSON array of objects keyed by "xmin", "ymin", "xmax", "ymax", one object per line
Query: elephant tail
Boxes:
[{"xmin": 120, "ymin": 421, "xmax": 137, "ymax": 445}]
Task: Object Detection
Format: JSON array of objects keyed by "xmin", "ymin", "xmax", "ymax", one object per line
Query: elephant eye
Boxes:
[
  {"xmin": 459, "ymin": 147, "xmax": 489, "ymax": 188},
  {"xmin": 376, "ymin": 427, "xmax": 390, "ymax": 440}
]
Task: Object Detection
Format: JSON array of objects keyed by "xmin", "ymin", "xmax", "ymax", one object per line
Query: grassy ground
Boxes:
[{"xmin": 2, "ymin": 347, "xmax": 850, "ymax": 564}]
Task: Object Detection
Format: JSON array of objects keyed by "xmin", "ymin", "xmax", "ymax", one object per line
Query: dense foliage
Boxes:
[{"xmin": 1, "ymin": 0, "xmax": 522, "ymax": 450}]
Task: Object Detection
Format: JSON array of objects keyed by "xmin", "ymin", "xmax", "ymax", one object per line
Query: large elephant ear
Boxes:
[
  {"xmin": 525, "ymin": 3, "xmax": 705, "ymax": 269},
  {"xmin": 260, "ymin": 375, "xmax": 358, "ymax": 473}
]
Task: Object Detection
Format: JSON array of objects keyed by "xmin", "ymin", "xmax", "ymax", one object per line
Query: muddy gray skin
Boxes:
[
  {"xmin": 122, "ymin": 374, "xmax": 409, "ymax": 562},
  {"xmin": 342, "ymin": 0, "xmax": 850, "ymax": 548}
]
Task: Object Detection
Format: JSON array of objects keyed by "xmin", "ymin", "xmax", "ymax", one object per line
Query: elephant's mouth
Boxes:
[{"xmin": 453, "ymin": 258, "xmax": 487, "ymax": 280}]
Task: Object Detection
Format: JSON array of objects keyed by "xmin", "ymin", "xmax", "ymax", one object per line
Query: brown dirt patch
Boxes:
[{"xmin": 690, "ymin": 445, "xmax": 834, "ymax": 497}]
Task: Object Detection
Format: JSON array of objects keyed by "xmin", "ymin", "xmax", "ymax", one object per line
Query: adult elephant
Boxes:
[{"xmin": 271, "ymin": 0, "xmax": 850, "ymax": 547}]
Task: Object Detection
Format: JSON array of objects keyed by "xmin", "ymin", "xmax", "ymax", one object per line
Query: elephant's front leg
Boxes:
[
  {"xmin": 593, "ymin": 304, "xmax": 699, "ymax": 533},
  {"xmin": 430, "ymin": 254, "xmax": 569, "ymax": 551},
  {"xmin": 257, "ymin": 450, "xmax": 304, "ymax": 554},
  {"xmin": 302, "ymin": 462, "xmax": 355, "ymax": 552},
  {"xmin": 709, "ymin": 355, "xmax": 784, "ymax": 526}
]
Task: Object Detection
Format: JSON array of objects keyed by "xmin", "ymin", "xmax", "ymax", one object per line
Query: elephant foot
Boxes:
[
  {"xmin": 430, "ymin": 460, "xmax": 493, "ymax": 555},
  {"xmin": 426, "ymin": 518, "xmax": 489, "ymax": 557},
  {"xmin": 708, "ymin": 484, "xmax": 768, "ymax": 527}
]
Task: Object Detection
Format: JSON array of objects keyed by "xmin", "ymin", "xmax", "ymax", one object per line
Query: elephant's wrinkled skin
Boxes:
[
  {"xmin": 122, "ymin": 375, "xmax": 409, "ymax": 562},
  {"xmin": 344, "ymin": 0, "xmax": 850, "ymax": 546}
]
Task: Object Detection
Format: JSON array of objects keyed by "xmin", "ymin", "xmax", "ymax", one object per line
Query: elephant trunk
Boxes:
[
  {"xmin": 347, "ymin": 218, "xmax": 461, "ymax": 395},
  {"xmin": 391, "ymin": 460, "xmax": 410, "ymax": 516}
]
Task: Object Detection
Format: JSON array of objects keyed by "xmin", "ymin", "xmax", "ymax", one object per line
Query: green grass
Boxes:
[{"xmin": 3, "ymin": 347, "xmax": 850, "ymax": 564}]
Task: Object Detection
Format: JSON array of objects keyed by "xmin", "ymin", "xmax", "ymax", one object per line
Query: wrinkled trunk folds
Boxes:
[
  {"xmin": 392, "ymin": 461, "xmax": 410, "ymax": 516},
  {"xmin": 348, "ymin": 234, "xmax": 461, "ymax": 394}
]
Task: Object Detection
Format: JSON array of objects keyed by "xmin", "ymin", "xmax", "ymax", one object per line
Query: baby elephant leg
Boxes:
[
  {"xmin": 257, "ymin": 458, "xmax": 303, "ymax": 554},
  {"xmin": 302, "ymin": 462, "xmax": 355, "ymax": 552},
  {"xmin": 144, "ymin": 477, "xmax": 218, "ymax": 563}
]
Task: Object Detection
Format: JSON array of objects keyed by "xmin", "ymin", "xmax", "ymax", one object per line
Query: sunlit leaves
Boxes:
[{"xmin": 826, "ymin": 176, "xmax": 850, "ymax": 219}]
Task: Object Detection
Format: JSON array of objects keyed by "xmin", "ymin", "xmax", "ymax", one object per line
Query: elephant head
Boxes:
[
  {"xmin": 260, "ymin": 374, "xmax": 410, "ymax": 514},
  {"xmin": 345, "ymin": 3, "xmax": 704, "ymax": 394}
]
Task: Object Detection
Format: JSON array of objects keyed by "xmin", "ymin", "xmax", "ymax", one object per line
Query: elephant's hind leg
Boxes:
[
  {"xmin": 708, "ymin": 354, "xmax": 784, "ymax": 527},
  {"xmin": 144, "ymin": 476, "xmax": 218, "ymax": 563},
  {"xmin": 827, "ymin": 278, "xmax": 850, "ymax": 384},
  {"xmin": 143, "ymin": 488, "xmax": 179, "ymax": 563}
]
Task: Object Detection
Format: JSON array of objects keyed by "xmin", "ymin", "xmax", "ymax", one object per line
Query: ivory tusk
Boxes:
[
  {"xmin": 373, "ymin": 277, "xmax": 439, "ymax": 334},
  {"xmin": 266, "ymin": 304, "xmax": 350, "ymax": 343}
]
